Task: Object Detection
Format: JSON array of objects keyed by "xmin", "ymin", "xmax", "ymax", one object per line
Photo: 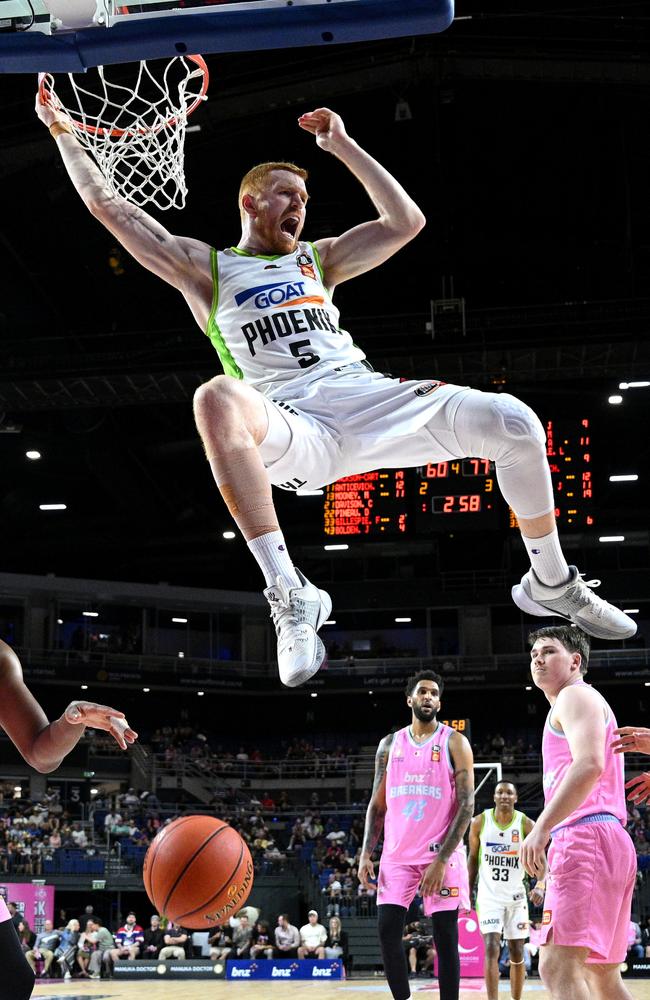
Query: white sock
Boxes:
[
  {"xmin": 248, "ymin": 530, "xmax": 301, "ymax": 590},
  {"xmin": 521, "ymin": 528, "xmax": 570, "ymax": 586}
]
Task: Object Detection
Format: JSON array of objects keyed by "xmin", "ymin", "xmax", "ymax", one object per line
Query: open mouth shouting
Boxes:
[{"xmin": 280, "ymin": 215, "xmax": 300, "ymax": 240}]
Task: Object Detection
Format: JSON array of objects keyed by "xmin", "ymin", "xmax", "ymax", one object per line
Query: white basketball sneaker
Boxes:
[
  {"xmin": 512, "ymin": 565, "xmax": 637, "ymax": 640},
  {"xmin": 264, "ymin": 569, "xmax": 332, "ymax": 687}
]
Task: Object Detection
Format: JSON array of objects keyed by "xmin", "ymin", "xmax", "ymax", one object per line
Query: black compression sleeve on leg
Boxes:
[
  {"xmin": 377, "ymin": 904, "xmax": 410, "ymax": 1000},
  {"xmin": 431, "ymin": 909, "xmax": 460, "ymax": 1000},
  {"xmin": 0, "ymin": 919, "xmax": 35, "ymax": 1000}
]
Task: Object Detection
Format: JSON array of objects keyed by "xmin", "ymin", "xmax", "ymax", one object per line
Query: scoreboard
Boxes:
[
  {"xmin": 323, "ymin": 415, "xmax": 595, "ymax": 539},
  {"xmin": 323, "ymin": 460, "xmax": 500, "ymax": 537}
]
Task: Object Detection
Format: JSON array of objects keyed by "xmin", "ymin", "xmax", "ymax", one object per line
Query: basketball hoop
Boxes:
[{"xmin": 39, "ymin": 55, "xmax": 209, "ymax": 210}]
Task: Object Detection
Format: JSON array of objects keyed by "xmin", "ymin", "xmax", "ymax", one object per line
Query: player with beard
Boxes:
[
  {"xmin": 36, "ymin": 97, "xmax": 636, "ymax": 691},
  {"xmin": 359, "ymin": 670, "xmax": 474, "ymax": 1000},
  {"xmin": 0, "ymin": 639, "xmax": 137, "ymax": 1000}
]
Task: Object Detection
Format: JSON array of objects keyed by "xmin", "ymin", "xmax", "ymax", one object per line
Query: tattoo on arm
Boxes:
[
  {"xmin": 361, "ymin": 734, "xmax": 393, "ymax": 857},
  {"xmin": 438, "ymin": 767, "xmax": 475, "ymax": 862}
]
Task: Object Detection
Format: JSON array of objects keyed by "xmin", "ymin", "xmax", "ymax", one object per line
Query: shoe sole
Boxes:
[
  {"xmin": 280, "ymin": 588, "xmax": 332, "ymax": 688},
  {"xmin": 511, "ymin": 582, "xmax": 556, "ymax": 619},
  {"xmin": 512, "ymin": 584, "xmax": 637, "ymax": 640}
]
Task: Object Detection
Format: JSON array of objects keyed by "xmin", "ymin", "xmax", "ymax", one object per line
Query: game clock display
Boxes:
[
  {"xmin": 323, "ymin": 416, "xmax": 594, "ymax": 538},
  {"xmin": 442, "ymin": 719, "xmax": 472, "ymax": 742}
]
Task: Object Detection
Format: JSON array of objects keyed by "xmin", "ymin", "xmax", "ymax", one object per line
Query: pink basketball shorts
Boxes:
[
  {"xmin": 539, "ymin": 814, "xmax": 636, "ymax": 963},
  {"xmin": 378, "ymin": 846, "xmax": 470, "ymax": 915}
]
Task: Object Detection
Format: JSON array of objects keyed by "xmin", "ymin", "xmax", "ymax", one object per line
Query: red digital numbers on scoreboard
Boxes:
[
  {"xmin": 544, "ymin": 417, "xmax": 594, "ymax": 528},
  {"xmin": 324, "ymin": 471, "xmax": 408, "ymax": 537},
  {"xmin": 324, "ymin": 460, "xmax": 502, "ymax": 538},
  {"xmin": 432, "ymin": 494, "xmax": 482, "ymax": 514}
]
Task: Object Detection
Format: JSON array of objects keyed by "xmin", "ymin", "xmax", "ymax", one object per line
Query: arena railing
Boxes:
[
  {"xmin": 14, "ymin": 645, "xmax": 650, "ymax": 689},
  {"xmin": 146, "ymin": 748, "xmax": 650, "ymax": 792}
]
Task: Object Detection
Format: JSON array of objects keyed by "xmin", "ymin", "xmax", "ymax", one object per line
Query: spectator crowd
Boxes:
[{"xmin": 14, "ymin": 904, "xmax": 346, "ymax": 981}]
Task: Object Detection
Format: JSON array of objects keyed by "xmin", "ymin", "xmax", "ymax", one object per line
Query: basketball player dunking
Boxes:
[
  {"xmin": 36, "ymin": 97, "xmax": 636, "ymax": 689},
  {"xmin": 359, "ymin": 671, "xmax": 474, "ymax": 1000},
  {"xmin": 520, "ymin": 626, "xmax": 636, "ymax": 1000},
  {"xmin": 0, "ymin": 638, "xmax": 137, "ymax": 1000},
  {"xmin": 468, "ymin": 781, "xmax": 539, "ymax": 1000}
]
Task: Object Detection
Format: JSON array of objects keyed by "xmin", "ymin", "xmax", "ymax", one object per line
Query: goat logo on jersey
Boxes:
[{"xmin": 235, "ymin": 280, "xmax": 323, "ymax": 310}]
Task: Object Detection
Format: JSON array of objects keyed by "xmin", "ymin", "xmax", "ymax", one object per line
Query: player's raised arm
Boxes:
[
  {"xmin": 298, "ymin": 108, "xmax": 425, "ymax": 289},
  {"xmin": 35, "ymin": 90, "xmax": 210, "ymax": 293},
  {"xmin": 358, "ymin": 733, "xmax": 393, "ymax": 889},
  {"xmin": 0, "ymin": 640, "xmax": 137, "ymax": 772}
]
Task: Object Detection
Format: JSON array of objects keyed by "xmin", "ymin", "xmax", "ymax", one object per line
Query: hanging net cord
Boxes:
[{"xmin": 40, "ymin": 56, "xmax": 209, "ymax": 211}]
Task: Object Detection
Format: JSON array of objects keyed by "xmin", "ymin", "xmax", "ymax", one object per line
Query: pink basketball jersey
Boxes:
[
  {"xmin": 383, "ymin": 723, "xmax": 458, "ymax": 865},
  {"xmin": 542, "ymin": 681, "xmax": 626, "ymax": 829}
]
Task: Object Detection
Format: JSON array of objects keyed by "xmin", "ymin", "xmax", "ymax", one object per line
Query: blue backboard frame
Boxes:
[{"xmin": 0, "ymin": 0, "xmax": 454, "ymax": 73}]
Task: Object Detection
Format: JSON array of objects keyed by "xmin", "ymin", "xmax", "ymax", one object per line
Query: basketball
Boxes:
[{"xmin": 142, "ymin": 815, "xmax": 254, "ymax": 929}]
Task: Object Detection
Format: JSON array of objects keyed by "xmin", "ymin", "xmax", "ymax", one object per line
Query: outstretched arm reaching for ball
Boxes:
[
  {"xmin": 298, "ymin": 108, "xmax": 425, "ymax": 291},
  {"xmin": 34, "ymin": 89, "xmax": 212, "ymax": 310},
  {"xmin": 0, "ymin": 639, "xmax": 138, "ymax": 772}
]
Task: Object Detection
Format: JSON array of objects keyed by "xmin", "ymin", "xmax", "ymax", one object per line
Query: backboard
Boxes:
[{"xmin": 0, "ymin": 0, "xmax": 454, "ymax": 73}]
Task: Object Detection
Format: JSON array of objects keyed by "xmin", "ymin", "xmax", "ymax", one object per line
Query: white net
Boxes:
[{"xmin": 40, "ymin": 55, "xmax": 209, "ymax": 210}]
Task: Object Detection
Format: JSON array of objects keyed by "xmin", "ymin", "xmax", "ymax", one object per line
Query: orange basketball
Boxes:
[{"xmin": 142, "ymin": 815, "xmax": 253, "ymax": 929}]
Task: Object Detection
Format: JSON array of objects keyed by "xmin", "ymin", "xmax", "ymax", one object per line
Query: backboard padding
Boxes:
[{"xmin": 0, "ymin": 0, "xmax": 454, "ymax": 73}]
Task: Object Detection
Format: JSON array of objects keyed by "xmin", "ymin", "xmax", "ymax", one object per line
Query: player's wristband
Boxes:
[
  {"xmin": 50, "ymin": 121, "xmax": 73, "ymax": 139},
  {"xmin": 535, "ymin": 881, "xmax": 546, "ymax": 891}
]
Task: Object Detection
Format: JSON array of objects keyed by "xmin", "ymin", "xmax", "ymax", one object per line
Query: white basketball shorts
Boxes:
[
  {"xmin": 476, "ymin": 893, "xmax": 530, "ymax": 940},
  {"xmin": 258, "ymin": 364, "xmax": 470, "ymax": 491}
]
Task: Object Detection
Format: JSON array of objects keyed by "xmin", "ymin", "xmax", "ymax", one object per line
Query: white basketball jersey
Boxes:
[
  {"xmin": 205, "ymin": 242, "xmax": 366, "ymax": 398},
  {"xmin": 476, "ymin": 809, "xmax": 527, "ymax": 904}
]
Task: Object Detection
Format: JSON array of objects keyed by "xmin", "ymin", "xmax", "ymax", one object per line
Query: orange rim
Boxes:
[{"xmin": 38, "ymin": 54, "xmax": 209, "ymax": 139}]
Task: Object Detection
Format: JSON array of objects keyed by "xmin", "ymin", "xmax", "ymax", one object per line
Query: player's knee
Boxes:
[
  {"xmin": 539, "ymin": 949, "xmax": 573, "ymax": 989},
  {"xmin": 490, "ymin": 393, "xmax": 546, "ymax": 451},
  {"xmin": 194, "ymin": 374, "xmax": 237, "ymax": 416},
  {"xmin": 484, "ymin": 939, "xmax": 501, "ymax": 959},
  {"xmin": 508, "ymin": 940, "xmax": 524, "ymax": 962},
  {"xmin": 377, "ymin": 904, "xmax": 406, "ymax": 945}
]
